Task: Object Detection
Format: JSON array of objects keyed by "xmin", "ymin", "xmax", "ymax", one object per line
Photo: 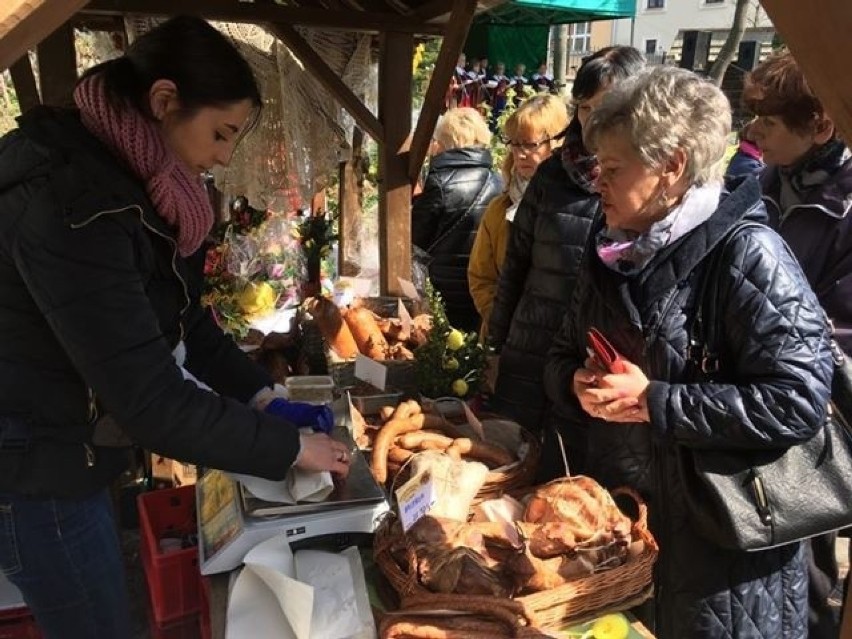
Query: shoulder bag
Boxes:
[{"xmin": 677, "ymin": 222, "xmax": 852, "ymax": 551}]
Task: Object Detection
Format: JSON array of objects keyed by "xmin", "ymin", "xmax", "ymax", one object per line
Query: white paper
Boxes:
[
  {"xmin": 354, "ymin": 354, "xmax": 387, "ymax": 391},
  {"xmin": 226, "ymin": 535, "xmax": 375, "ymax": 639},
  {"xmin": 231, "ymin": 468, "xmax": 334, "ymax": 505},
  {"xmin": 249, "ymin": 307, "xmax": 298, "ymax": 336}
]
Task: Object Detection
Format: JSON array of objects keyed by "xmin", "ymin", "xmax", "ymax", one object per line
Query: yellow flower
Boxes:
[
  {"xmin": 590, "ymin": 613, "xmax": 630, "ymax": 639},
  {"xmin": 446, "ymin": 329, "xmax": 464, "ymax": 351},
  {"xmin": 451, "ymin": 379, "xmax": 468, "ymax": 397},
  {"xmin": 238, "ymin": 282, "xmax": 276, "ymax": 318}
]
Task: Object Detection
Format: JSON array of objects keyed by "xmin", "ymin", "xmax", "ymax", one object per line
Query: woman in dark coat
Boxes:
[
  {"xmin": 545, "ymin": 66, "xmax": 833, "ymax": 638},
  {"xmin": 488, "ymin": 47, "xmax": 644, "ymax": 472},
  {"xmin": 412, "ymin": 107, "xmax": 502, "ymax": 333},
  {"xmin": 0, "ymin": 18, "xmax": 349, "ymax": 638}
]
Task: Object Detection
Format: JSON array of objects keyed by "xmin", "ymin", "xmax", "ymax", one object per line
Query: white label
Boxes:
[
  {"xmin": 396, "ymin": 278, "xmax": 420, "ymax": 301},
  {"xmin": 397, "ymin": 299, "xmax": 412, "ymax": 336},
  {"xmin": 396, "ymin": 470, "xmax": 436, "ymax": 532},
  {"xmin": 354, "ymin": 353, "xmax": 387, "ymax": 391}
]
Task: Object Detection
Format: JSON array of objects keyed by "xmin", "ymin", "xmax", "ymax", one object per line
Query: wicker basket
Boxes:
[{"xmin": 373, "ymin": 485, "xmax": 658, "ymax": 631}]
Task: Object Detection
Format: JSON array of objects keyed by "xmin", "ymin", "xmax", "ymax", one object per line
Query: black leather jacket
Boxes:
[
  {"xmin": 412, "ymin": 147, "xmax": 502, "ymax": 333},
  {"xmin": 0, "ymin": 107, "xmax": 300, "ymax": 498},
  {"xmin": 545, "ymin": 179, "xmax": 831, "ymax": 638}
]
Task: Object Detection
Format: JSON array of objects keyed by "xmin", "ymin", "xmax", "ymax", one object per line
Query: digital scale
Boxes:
[{"xmin": 196, "ymin": 400, "xmax": 390, "ymax": 575}]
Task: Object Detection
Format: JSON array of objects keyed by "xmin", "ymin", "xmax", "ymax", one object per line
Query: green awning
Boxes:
[{"xmin": 475, "ymin": 0, "xmax": 636, "ymax": 26}]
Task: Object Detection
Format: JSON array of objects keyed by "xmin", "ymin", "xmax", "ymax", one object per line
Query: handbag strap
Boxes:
[{"xmin": 689, "ymin": 222, "xmax": 764, "ymax": 376}]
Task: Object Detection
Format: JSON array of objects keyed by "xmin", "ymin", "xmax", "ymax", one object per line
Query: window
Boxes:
[
  {"xmin": 646, "ymin": 0, "xmax": 665, "ymax": 8},
  {"xmin": 569, "ymin": 22, "xmax": 591, "ymax": 54},
  {"xmin": 644, "ymin": 39, "xmax": 658, "ymax": 55}
]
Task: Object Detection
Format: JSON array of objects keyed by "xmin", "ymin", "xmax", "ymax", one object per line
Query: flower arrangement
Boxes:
[
  {"xmin": 202, "ymin": 197, "xmax": 304, "ymax": 337},
  {"xmin": 414, "ymin": 280, "xmax": 488, "ymax": 400},
  {"xmin": 294, "ymin": 211, "xmax": 338, "ymax": 292}
]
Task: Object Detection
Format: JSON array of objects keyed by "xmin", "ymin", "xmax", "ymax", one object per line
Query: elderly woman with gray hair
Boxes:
[{"xmin": 544, "ymin": 66, "xmax": 833, "ymax": 638}]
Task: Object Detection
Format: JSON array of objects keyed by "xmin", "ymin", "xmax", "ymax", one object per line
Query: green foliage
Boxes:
[
  {"xmin": 414, "ymin": 280, "xmax": 488, "ymax": 400},
  {"xmin": 488, "ymin": 85, "xmax": 538, "ymax": 170},
  {"xmin": 413, "ymin": 37, "xmax": 442, "ymax": 109}
]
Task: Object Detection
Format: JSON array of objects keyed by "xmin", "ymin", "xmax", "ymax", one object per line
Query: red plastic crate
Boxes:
[
  {"xmin": 0, "ymin": 607, "xmax": 42, "ymax": 639},
  {"xmin": 147, "ymin": 599, "xmax": 200, "ymax": 639},
  {"xmin": 198, "ymin": 575, "xmax": 211, "ymax": 639},
  {"xmin": 139, "ymin": 486, "xmax": 201, "ymax": 624}
]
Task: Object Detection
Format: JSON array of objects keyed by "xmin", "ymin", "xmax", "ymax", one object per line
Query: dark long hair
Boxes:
[
  {"xmin": 79, "ymin": 16, "xmax": 262, "ymax": 126},
  {"xmin": 572, "ymin": 46, "xmax": 646, "ymax": 102}
]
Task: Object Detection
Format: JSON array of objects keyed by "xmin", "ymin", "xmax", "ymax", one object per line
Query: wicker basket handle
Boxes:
[{"xmin": 610, "ymin": 486, "xmax": 648, "ymax": 532}]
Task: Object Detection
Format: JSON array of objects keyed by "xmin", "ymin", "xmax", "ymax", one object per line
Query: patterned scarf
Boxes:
[
  {"xmin": 783, "ymin": 137, "xmax": 851, "ymax": 196},
  {"xmin": 74, "ymin": 72, "xmax": 214, "ymax": 257},
  {"xmin": 560, "ymin": 117, "xmax": 599, "ymax": 194},
  {"xmin": 505, "ymin": 171, "xmax": 530, "ymax": 222},
  {"xmin": 596, "ymin": 182, "xmax": 723, "ymax": 276}
]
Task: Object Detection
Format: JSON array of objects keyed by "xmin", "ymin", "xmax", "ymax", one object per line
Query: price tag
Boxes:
[
  {"xmin": 462, "ymin": 401, "xmax": 485, "ymax": 440},
  {"xmin": 396, "ymin": 277, "xmax": 420, "ymax": 301},
  {"xmin": 354, "ymin": 353, "xmax": 387, "ymax": 391},
  {"xmin": 395, "ymin": 470, "xmax": 436, "ymax": 532}
]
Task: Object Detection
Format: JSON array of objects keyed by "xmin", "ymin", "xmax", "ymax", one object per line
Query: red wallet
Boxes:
[{"xmin": 586, "ymin": 328, "xmax": 628, "ymax": 374}]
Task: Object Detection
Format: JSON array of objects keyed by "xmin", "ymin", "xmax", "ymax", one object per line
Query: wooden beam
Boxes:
[
  {"xmin": 413, "ymin": 0, "xmax": 455, "ymax": 21},
  {"xmin": 408, "ymin": 0, "xmax": 477, "ymax": 180},
  {"xmin": 0, "ymin": 0, "xmax": 90, "ymax": 72},
  {"xmin": 36, "ymin": 20, "xmax": 78, "ymax": 107},
  {"xmin": 339, "ymin": 127, "xmax": 365, "ymax": 276},
  {"xmin": 9, "ymin": 55, "xmax": 40, "ymax": 112},
  {"xmin": 378, "ymin": 31, "xmax": 414, "ymax": 295},
  {"xmin": 83, "ymin": 0, "xmax": 443, "ymax": 35},
  {"xmin": 265, "ymin": 22, "xmax": 383, "ymax": 144},
  {"xmin": 760, "ymin": 0, "xmax": 852, "ymax": 148}
]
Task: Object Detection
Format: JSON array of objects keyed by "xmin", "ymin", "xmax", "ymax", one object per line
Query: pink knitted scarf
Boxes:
[{"xmin": 74, "ymin": 73, "xmax": 213, "ymax": 257}]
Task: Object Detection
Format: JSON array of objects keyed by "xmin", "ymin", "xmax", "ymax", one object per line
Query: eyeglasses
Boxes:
[{"xmin": 500, "ymin": 136, "xmax": 555, "ymax": 152}]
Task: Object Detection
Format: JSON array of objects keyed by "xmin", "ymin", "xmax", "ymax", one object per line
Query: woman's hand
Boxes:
[
  {"xmin": 294, "ymin": 432, "xmax": 351, "ymax": 478},
  {"xmin": 575, "ymin": 358, "xmax": 651, "ymax": 423}
]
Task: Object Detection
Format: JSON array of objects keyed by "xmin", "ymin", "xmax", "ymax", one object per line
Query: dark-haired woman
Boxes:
[
  {"xmin": 0, "ymin": 16, "xmax": 348, "ymax": 638},
  {"xmin": 489, "ymin": 46, "xmax": 645, "ymax": 480}
]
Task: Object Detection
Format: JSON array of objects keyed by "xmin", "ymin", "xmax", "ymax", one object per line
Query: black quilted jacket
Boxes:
[
  {"xmin": 488, "ymin": 152, "xmax": 599, "ymax": 434},
  {"xmin": 412, "ymin": 147, "xmax": 502, "ymax": 333},
  {"xmin": 544, "ymin": 179, "xmax": 833, "ymax": 638},
  {"xmin": 0, "ymin": 107, "xmax": 300, "ymax": 498}
]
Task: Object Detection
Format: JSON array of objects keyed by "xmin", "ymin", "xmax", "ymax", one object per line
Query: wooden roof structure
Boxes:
[{"xmin": 1, "ymin": 0, "xmax": 495, "ymax": 295}]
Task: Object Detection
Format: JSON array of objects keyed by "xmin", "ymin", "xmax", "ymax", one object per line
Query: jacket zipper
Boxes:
[{"xmin": 71, "ymin": 205, "xmax": 191, "ymax": 468}]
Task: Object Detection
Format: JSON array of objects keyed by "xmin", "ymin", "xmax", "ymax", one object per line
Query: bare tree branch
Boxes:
[{"xmin": 708, "ymin": 0, "xmax": 751, "ymax": 86}]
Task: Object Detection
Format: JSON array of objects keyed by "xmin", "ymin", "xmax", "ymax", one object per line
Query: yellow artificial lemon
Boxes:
[
  {"xmin": 451, "ymin": 379, "xmax": 468, "ymax": 397},
  {"xmin": 590, "ymin": 613, "xmax": 630, "ymax": 639},
  {"xmin": 238, "ymin": 281, "xmax": 277, "ymax": 318},
  {"xmin": 446, "ymin": 329, "xmax": 465, "ymax": 351},
  {"xmin": 443, "ymin": 357, "xmax": 459, "ymax": 371}
]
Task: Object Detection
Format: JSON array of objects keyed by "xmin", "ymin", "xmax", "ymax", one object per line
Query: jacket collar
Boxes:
[
  {"xmin": 15, "ymin": 107, "xmax": 176, "ymax": 239},
  {"xmin": 430, "ymin": 147, "xmax": 494, "ymax": 171},
  {"xmin": 760, "ymin": 159, "xmax": 852, "ymax": 221},
  {"xmin": 637, "ymin": 177, "xmax": 766, "ymax": 308}
]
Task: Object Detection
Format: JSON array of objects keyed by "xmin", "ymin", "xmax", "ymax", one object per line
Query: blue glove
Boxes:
[{"xmin": 264, "ymin": 398, "xmax": 335, "ymax": 434}]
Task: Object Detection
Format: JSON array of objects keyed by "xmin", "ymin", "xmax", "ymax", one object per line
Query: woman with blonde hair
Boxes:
[
  {"xmin": 412, "ymin": 107, "xmax": 502, "ymax": 332},
  {"xmin": 545, "ymin": 66, "xmax": 831, "ymax": 638},
  {"xmin": 468, "ymin": 94, "xmax": 568, "ymax": 340}
]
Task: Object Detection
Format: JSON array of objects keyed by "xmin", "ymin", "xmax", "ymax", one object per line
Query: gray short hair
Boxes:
[{"xmin": 584, "ymin": 67, "xmax": 732, "ymax": 185}]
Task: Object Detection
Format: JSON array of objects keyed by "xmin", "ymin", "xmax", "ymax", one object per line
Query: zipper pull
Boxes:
[
  {"xmin": 87, "ymin": 388, "xmax": 99, "ymax": 423},
  {"xmin": 84, "ymin": 443, "xmax": 96, "ymax": 468}
]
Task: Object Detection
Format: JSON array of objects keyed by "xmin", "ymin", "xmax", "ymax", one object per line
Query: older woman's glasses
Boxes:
[{"xmin": 500, "ymin": 136, "xmax": 554, "ymax": 152}]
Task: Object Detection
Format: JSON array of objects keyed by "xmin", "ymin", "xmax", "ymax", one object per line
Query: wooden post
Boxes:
[
  {"xmin": 378, "ymin": 31, "xmax": 413, "ymax": 296},
  {"xmin": 36, "ymin": 21, "xmax": 78, "ymax": 107},
  {"xmin": 9, "ymin": 55, "xmax": 39, "ymax": 112}
]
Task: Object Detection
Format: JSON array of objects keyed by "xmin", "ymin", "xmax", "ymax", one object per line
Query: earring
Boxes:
[{"xmin": 657, "ymin": 188, "xmax": 669, "ymax": 208}]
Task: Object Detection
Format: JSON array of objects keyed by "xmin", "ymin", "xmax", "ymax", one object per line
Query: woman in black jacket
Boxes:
[
  {"xmin": 412, "ymin": 107, "xmax": 502, "ymax": 333},
  {"xmin": 488, "ymin": 47, "xmax": 644, "ymax": 472},
  {"xmin": 545, "ymin": 67, "xmax": 833, "ymax": 639},
  {"xmin": 0, "ymin": 17, "xmax": 348, "ymax": 638}
]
